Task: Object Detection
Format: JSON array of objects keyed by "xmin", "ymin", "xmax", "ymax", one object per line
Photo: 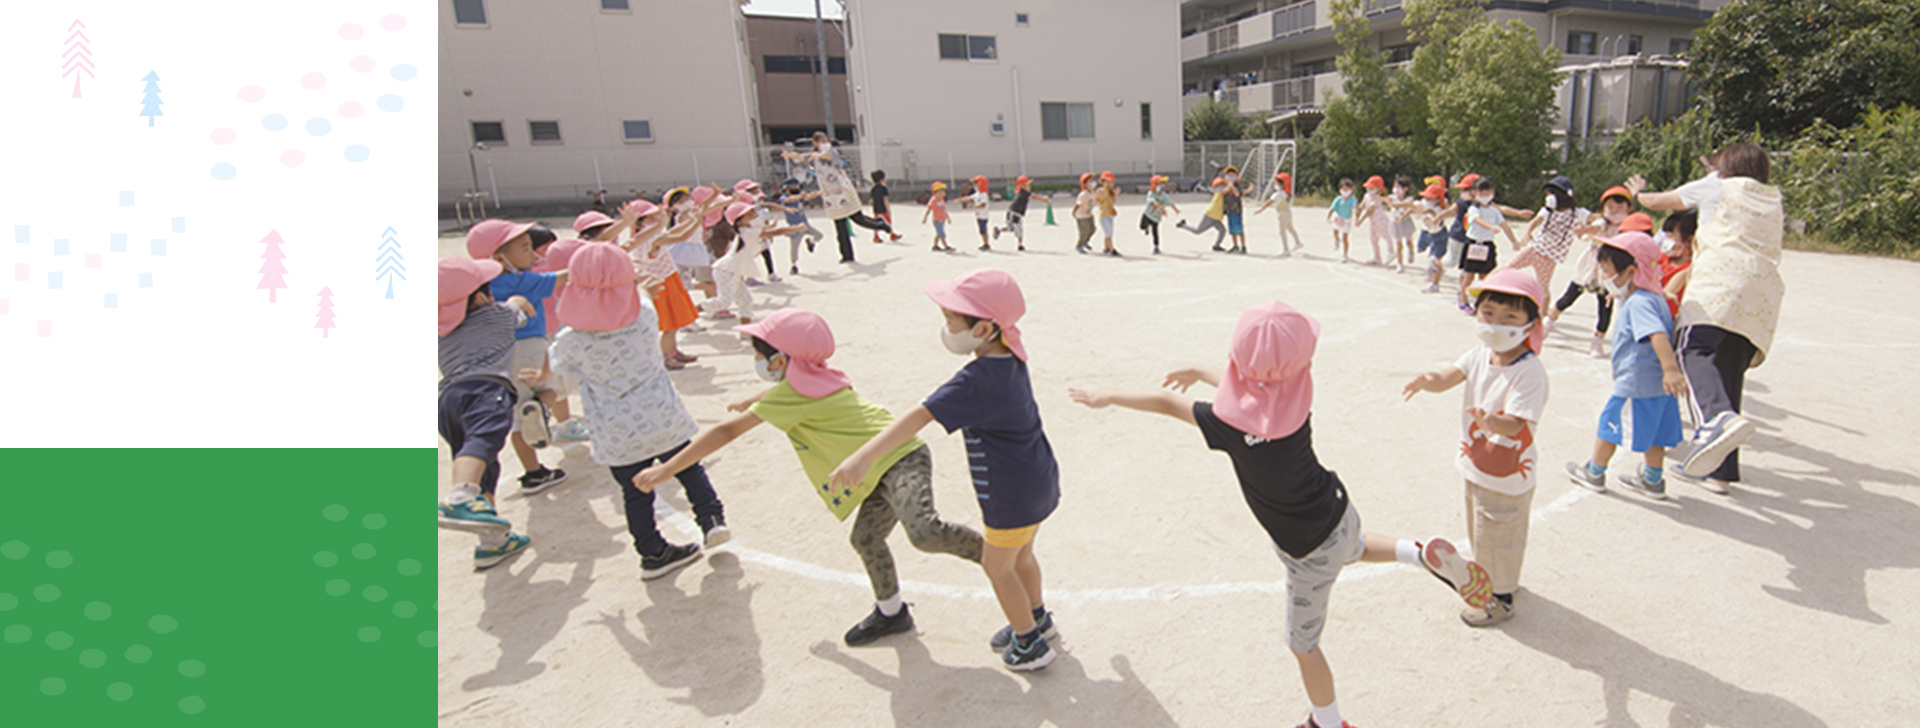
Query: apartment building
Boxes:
[{"xmin": 744, "ymin": 12, "xmax": 856, "ymax": 144}]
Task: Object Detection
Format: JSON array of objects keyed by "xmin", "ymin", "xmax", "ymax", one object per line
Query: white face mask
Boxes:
[
  {"xmin": 1604, "ymin": 210, "xmax": 1626, "ymax": 224},
  {"xmin": 1655, "ymin": 231, "xmax": 1676, "ymax": 255},
  {"xmin": 1475, "ymin": 322, "xmax": 1531, "ymax": 351},
  {"xmin": 753, "ymin": 356, "xmax": 785, "ymax": 382},
  {"xmin": 1600, "ymin": 270, "xmax": 1631, "ymax": 299},
  {"xmin": 1226, "ymin": 174, "xmax": 1238, "ymax": 182},
  {"xmin": 1479, "ymin": 193, "xmax": 1495, "ymax": 204},
  {"xmin": 1339, "ymin": 190, "xmax": 1353, "ymax": 198},
  {"xmin": 940, "ymin": 323, "xmax": 988, "ymax": 355},
  {"xmin": 1393, "ymin": 187, "xmax": 1407, "ymax": 199}
]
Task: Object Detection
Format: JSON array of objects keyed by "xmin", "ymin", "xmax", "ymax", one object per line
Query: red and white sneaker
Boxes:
[
  {"xmin": 1421, "ymin": 538, "xmax": 1493, "ymax": 609},
  {"xmin": 1294, "ymin": 717, "xmax": 1357, "ymax": 728}
]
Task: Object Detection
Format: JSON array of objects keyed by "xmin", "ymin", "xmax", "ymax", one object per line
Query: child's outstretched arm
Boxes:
[
  {"xmin": 634, "ymin": 411, "xmax": 764, "ymax": 492},
  {"xmin": 828, "ymin": 405, "xmax": 936, "ymax": 491},
  {"xmin": 1648, "ymin": 331, "xmax": 1688, "ymax": 397},
  {"xmin": 1253, "ymin": 197, "xmax": 1273, "ymax": 214},
  {"xmin": 1067, "ymin": 387, "xmax": 1197, "ymax": 425},
  {"xmin": 503, "ymin": 295, "xmax": 535, "ymax": 317},
  {"xmin": 1402, "ymin": 366, "xmax": 1467, "ymax": 400}
]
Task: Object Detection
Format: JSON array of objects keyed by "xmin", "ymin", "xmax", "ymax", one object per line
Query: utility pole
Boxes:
[{"xmin": 815, "ymin": 0, "xmax": 834, "ymax": 141}]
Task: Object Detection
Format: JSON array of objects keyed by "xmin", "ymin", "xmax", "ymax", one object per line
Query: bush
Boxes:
[
  {"xmin": 1779, "ymin": 106, "xmax": 1920, "ymax": 255},
  {"xmin": 1558, "ymin": 107, "xmax": 1731, "ymax": 207},
  {"xmin": 1185, "ymin": 100, "xmax": 1246, "ymax": 141}
]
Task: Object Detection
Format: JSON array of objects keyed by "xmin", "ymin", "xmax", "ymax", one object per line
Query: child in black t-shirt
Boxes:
[
  {"xmin": 1069, "ymin": 300, "xmax": 1493, "ymax": 728},
  {"xmin": 869, "ymin": 170, "xmax": 903, "ymax": 243},
  {"xmin": 992, "ymin": 175, "xmax": 1049, "ymax": 251}
]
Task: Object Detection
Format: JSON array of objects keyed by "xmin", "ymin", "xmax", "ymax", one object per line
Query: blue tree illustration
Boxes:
[
  {"xmin": 139, "ymin": 71, "xmax": 163, "ymax": 127},
  {"xmin": 375, "ymin": 226, "xmax": 405, "ymax": 299}
]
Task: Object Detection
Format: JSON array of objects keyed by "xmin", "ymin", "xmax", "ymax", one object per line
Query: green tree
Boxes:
[
  {"xmin": 1315, "ymin": 0, "xmax": 1392, "ymax": 182},
  {"xmin": 1184, "ymin": 99, "xmax": 1246, "ymax": 141},
  {"xmin": 1429, "ymin": 20, "xmax": 1563, "ymax": 189},
  {"xmin": 1691, "ymin": 0, "xmax": 1920, "ymax": 139},
  {"xmin": 1393, "ymin": 0, "xmax": 1485, "ymax": 175}
]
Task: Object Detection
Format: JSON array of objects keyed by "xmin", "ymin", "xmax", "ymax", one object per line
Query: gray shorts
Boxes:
[{"xmin": 1273, "ymin": 501, "xmax": 1364, "ymax": 654}]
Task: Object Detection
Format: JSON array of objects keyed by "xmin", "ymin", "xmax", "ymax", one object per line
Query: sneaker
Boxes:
[
  {"xmin": 1153, "ymin": 247, "xmax": 1162, "ymax": 255},
  {"xmin": 1105, "ymin": 249, "xmax": 1121, "ymax": 257},
  {"xmin": 1420, "ymin": 539, "xmax": 1493, "ymax": 609},
  {"xmin": 672, "ymin": 351, "xmax": 700, "ymax": 363},
  {"xmin": 518, "ymin": 467, "xmax": 568, "ymax": 496},
  {"xmin": 993, "ymin": 227, "xmax": 1002, "ymax": 241},
  {"xmin": 438, "ymin": 494, "xmax": 511, "ymax": 534},
  {"xmin": 473, "ymin": 532, "xmax": 531, "ymax": 570},
  {"xmin": 1669, "ymin": 467, "xmax": 1731, "ymax": 494},
  {"xmin": 844, "ymin": 603, "xmax": 914, "ymax": 646},
  {"xmin": 699, "ymin": 515, "xmax": 732, "ymax": 548},
  {"xmin": 663, "ymin": 356, "xmax": 686, "ymax": 371},
  {"xmin": 768, "ymin": 273, "xmax": 782, "ymax": 283},
  {"xmin": 1420, "ymin": 284, "xmax": 1440, "ymax": 294},
  {"xmin": 980, "ymin": 244, "xmax": 992, "ymax": 251},
  {"xmin": 989, "ymin": 611, "xmax": 1059, "ymax": 652},
  {"xmin": 1681, "ymin": 412, "xmax": 1756, "ymax": 478},
  {"xmin": 1588, "ymin": 337, "xmax": 1607, "ymax": 359},
  {"xmin": 1461, "ymin": 598, "xmax": 1514, "ymax": 627},
  {"xmin": 1457, "ymin": 301, "xmax": 1475, "ymax": 314},
  {"xmin": 890, "ymin": 233, "xmax": 902, "ymax": 242},
  {"xmin": 1212, "ymin": 243, "xmax": 1225, "ymax": 252},
  {"xmin": 639, "ymin": 542, "xmax": 702, "ymax": 580},
  {"xmin": 1002, "ymin": 632, "xmax": 1056, "ymax": 672},
  {"xmin": 1393, "ymin": 261, "xmax": 1404, "ymax": 272},
  {"xmin": 517, "ymin": 400, "xmax": 552, "ymax": 449},
  {"xmin": 790, "ymin": 265, "xmax": 800, "ymax": 275},
  {"xmin": 710, "ymin": 310, "xmax": 737, "ymax": 320},
  {"xmin": 806, "ymin": 238, "xmax": 818, "ymax": 253},
  {"xmin": 1565, "ymin": 461, "xmax": 1608, "ymax": 492},
  {"xmin": 1017, "ymin": 243, "xmax": 1025, "ymax": 251},
  {"xmin": 1614, "ymin": 470, "xmax": 1668, "ymax": 501},
  {"xmin": 554, "ymin": 419, "xmax": 591, "ymax": 441},
  {"xmin": 1294, "ymin": 717, "xmax": 1358, "ymax": 728},
  {"xmin": 745, "ymin": 278, "xmax": 765, "ymax": 287}
]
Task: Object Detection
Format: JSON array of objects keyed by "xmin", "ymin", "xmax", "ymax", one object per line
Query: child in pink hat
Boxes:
[
  {"xmin": 468, "ymin": 219, "xmax": 573, "ymax": 494},
  {"xmin": 701, "ymin": 203, "xmax": 804, "ymax": 325},
  {"xmin": 548, "ymin": 243, "xmax": 727, "ymax": 579},
  {"xmin": 635, "ymin": 307, "xmax": 984, "ymax": 647},
  {"xmin": 1563, "ymin": 230, "xmax": 1688, "ymax": 501},
  {"xmin": 831, "ymin": 268, "xmax": 1064, "ymax": 672},
  {"xmin": 1071, "ymin": 300, "xmax": 1492, "ymax": 728},
  {"xmin": 1404, "ymin": 267, "xmax": 1551, "ymax": 628},
  {"xmin": 437, "ymin": 256, "xmax": 536, "ymax": 570}
]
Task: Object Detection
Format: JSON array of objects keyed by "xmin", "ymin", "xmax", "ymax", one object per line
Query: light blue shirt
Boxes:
[{"xmin": 1610, "ymin": 288, "xmax": 1675, "ymax": 398}]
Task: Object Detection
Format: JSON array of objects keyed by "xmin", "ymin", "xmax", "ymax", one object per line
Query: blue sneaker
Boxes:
[
  {"xmin": 989, "ymin": 611, "xmax": 1058, "ymax": 652},
  {"xmin": 1002, "ymin": 632, "xmax": 1056, "ymax": 672},
  {"xmin": 439, "ymin": 494, "xmax": 511, "ymax": 534},
  {"xmin": 1681, "ymin": 412, "xmax": 1756, "ymax": 478},
  {"xmin": 474, "ymin": 532, "xmax": 531, "ymax": 570},
  {"xmin": 554, "ymin": 419, "xmax": 591, "ymax": 441}
]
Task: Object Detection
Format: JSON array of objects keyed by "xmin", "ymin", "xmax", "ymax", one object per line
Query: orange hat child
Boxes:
[
  {"xmin": 971, "ymin": 175, "xmax": 990, "ymax": 192},
  {"xmin": 1080, "ymin": 172, "xmax": 1095, "ymax": 190},
  {"xmin": 1601, "ymin": 185, "xmax": 1634, "ymax": 204},
  {"xmin": 930, "ymin": 180, "xmax": 948, "ymax": 193},
  {"xmin": 1015, "ymin": 175, "xmax": 1031, "ymax": 189},
  {"xmin": 1419, "ymin": 182, "xmax": 1448, "ymax": 199},
  {"xmin": 1454, "ymin": 173, "xmax": 1481, "ymax": 190},
  {"xmin": 1618, "ymin": 212, "xmax": 1655, "ymax": 232},
  {"xmin": 1274, "ymin": 172, "xmax": 1293, "ymax": 195},
  {"xmin": 1099, "ymin": 170, "xmax": 1115, "ymax": 182},
  {"xmin": 1149, "ymin": 174, "xmax": 1168, "ymax": 190},
  {"xmin": 1363, "ymin": 175, "xmax": 1385, "ymax": 190}
]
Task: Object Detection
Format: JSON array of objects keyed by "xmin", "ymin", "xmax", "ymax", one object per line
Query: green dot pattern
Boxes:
[
  {"xmin": 397, "ymin": 559, "xmax": 421, "ymax": 576},
  {"xmin": 357, "ymin": 626, "xmax": 380, "ymax": 643},
  {"xmin": 0, "ymin": 593, "xmax": 16, "ymax": 611},
  {"xmin": 84, "ymin": 601, "xmax": 111, "ymax": 620},
  {"xmin": 125, "ymin": 644, "xmax": 152, "ymax": 663},
  {"xmin": 179, "ymin": 659, "xmax": 206, "ymax": 678},
  {"xmin": 322, "ymin": 504, "xmax": 348, "ymax": 521},
  {"xmin": 6, "ymin": 624, "xmax": 31, "ymax": 643},
  {"xmin": 179, "ymin": 695, "xmax": 206, "ymax": 714},
  {"xmin": 362, "ymin": 513, "xmax": 388, "ymax": 530},
  {"xmin": 34, "ymin": 584, "xmax": 60, "ymax": 602},
  {"xmin": 149, "ymin": 615, "xmax": 178, "ymax": 634},
  {"xmin": 363, "ymin": 586, "xmax": 388, "ymax": 602},
  {"xmin": 45, "ymin": 631, "xmax": 73, "ymax": 650},
  {"xmin": 106, "ymin": 682, "xmax": 133, "ymax": 701},
  {"xmin": 79, "ymin": 649, "xmax": 106, "ymax": 668},
  {"xmin": 45, "ymin": 551, "xmax": 73, "ymax": 569},
  {"xmin": 40, "ymin": 677, "xmax": 65, "ymax": 695},
  {"xmin": 417, "ymin": 630, "xmax": 436, "ymax": 648},
  {"xmin": 314, "ymin": 551, "xmax": 339, "ymax": 567},
  {"xmin": 1, "ymin": 540, "xmax": 26, "ymax": 559},
  {"xmin": 353, "ymin": 543, "xmax": 377, "ymax": 560},
  {"xmin": 325, "ymin": 580, "xmax": 350, "ymax": 597},
  {"xmin": 392, "ymin": 601, "xmax": 417, "ymax": 619}
]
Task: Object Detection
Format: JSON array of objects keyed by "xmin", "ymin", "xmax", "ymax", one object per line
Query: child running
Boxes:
[
  {"xmin": 1563, "ymin": 230, "xmax": 1688, "ymax": 500},
  {"xmin": 1140, "ymin": 175, "xmax": 1178, "ymax": 255},
  {"xmin": 778, "ymin": 179, "xmax": 825, "ymax": 275},
  {"xmin": 436, "ymin": 255, "xmax": 536, "ymax": 570},
  {"xmin": 1072, "ymin": 173, "xmax": 1098, "ymax": 254},
  {"xmin": 1457, "ymin": 177, "xmax": 1518, "ymax": 314},
  {"xmin": 1221, "ymin": 166, "xmax": 1249, "ymax": 254},
  {"xmin": 923, "ymin": 181, "xmax": 953, "ymax": 252},
  {"xmin": 1176, "ymin": 177, "xmax": 1231, "ymax": 251},
  {"xmin": 1414, "ymin": 181, "xmax": 1451, "ymax": 292},
  {"xmin": 1327, "ymin": 178, "xmax": 1357, "ymax": 261},
  {"xmin": 1095, "ymin": 171, "xmax": 1121, "ymax": 256},
  {"xmin": 1357, "ymin": 175, "xmax": 1390, "ymax": 265},
  {"xmin": 1069, "ymin": 300, "xmax": 1495, "ymax": 728},
  {"xmin": 549, "ymin": 243, "xmax": 729, "ymax": 578},
  {"xmin": 1506, "ymin": 176, "xmax": 1587, "ymax": 295},
  {"xmin": 1388, "ymin": 176, "xmax": 1417, "ymax": 271},
  {"xmin": 466, "ymin": 219, "xmax": 571, "ymax": 494},
  {"xmin": 966, "ymin": 175, "xmax": 993, "ymax": 251},
  {"xmin": 829, "ymin": 268, "xmax": 1064, "ymax": 671},
  {"xmin": 993, "ymin": 175, "xmax": 1047, "ymax": 251},
  {"xmin": 1548, "ymin": 187, "xmax": 1640, "ymax": 358},
  {"xmin": 1402, "ymin": 268, "xmax": 1551, "ymax": 626},
  {"xmin": 1252, "ymin": 172, "xmax": 1301, "ymax": 256},
  {"xmin": 634, "ymin": 308, "xmax": 984, "ymax": 647},
  {"xmin": 869, "ymin": 170, "xmax": 904, "ymax": 244}
]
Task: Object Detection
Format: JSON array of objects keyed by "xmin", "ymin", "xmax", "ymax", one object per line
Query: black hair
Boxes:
[
  {"xmin": 748, "ymin": 336, "xmax": 781, "ymax": 360},
  {"xmin": 1393, "ymin": 175, "xmax": 1413, "ymax": 189},
  {"xmin": 1472, "ymin": 177, "xmax": 1496, "ymax": 192},
  {"xmin": 1661, "ymin": 208, "xmax": 1699, "ymax": 240},
  {"xmin": 664, "ymin": 189, "xmax": 690, "ymax": 206},
  {"xmin": 527, "ymin": 224, "xmax": 557, "ymax": 249},
  {"xmin": 1474, "ymin": 290, "xmax": 1540, "ymax": 322},
  {"xmin": 1596, "ymin": 244, "xmax": 1637, "ymax": 275},
  {"xmin": 870, "ymin": 170, "xmax": 887, "ymax": 183},
  {"xmin": 1547, "ymin": 187, "xmax": 1575, "ymax": 211},
  {"xmin": 1338, "ymin": 177, "xmax": 1354, "ymax": 187},
  {"xmin": 581, "ymin": 222, "xmax": 614, "ymax": 239},
  {"xmin": 467, "ymin": 285, "xmax": 492, "ymax": 310}
]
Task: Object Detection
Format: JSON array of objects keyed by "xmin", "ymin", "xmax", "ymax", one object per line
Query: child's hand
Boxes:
[
  {"xmin": 828, "ymin": 458, "xmax": 870, "ymax": 492},
  {"xmin": 1066, "ymin": 387, "xmax": 1109, "ymax": 408},
  {"xmin": 632, "ymin": 466, "xmax": 669, "ymax": 493},
  {"xmin": 516, "ymin": 368, "xmax": 543, "ymax": 384},
  {"xmin": 1466, "ymin": 406, "xmax": 1491, "ymax": 428},
  {"xmin": 726, "ymin": 398, "xmax": 754, "ymax": 413},
  {"xmin": 1403, "ymin": 372, "xmax": 1440, "ymax": 400},
  {"xmin": 1162, "ymin": 368, "xmax": 1204, "ymax": 393},
  {"xmin": 1663, "ymin": 369, "xmax": 1688, "ymax": 397},
  {"xmin": 638, "ymin": 274, "xmax": 665, "ymax": 298}
]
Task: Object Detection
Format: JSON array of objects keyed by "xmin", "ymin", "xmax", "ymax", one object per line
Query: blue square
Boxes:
[
  {"xmin": 54, "ymin": 239, "xmax": 69, "ymax": 255},
  {"xmin": 105, "ymin": 293, "xmax": 118, "ymax": 309},
  {"xmin": 49, "ymin": 272, "xmax": 63, "ymax": 289},
  {"xmin": 111, "ymin": 233, "xmax": 127, "ymax": 252},
  {"xmin": 139, "ymin": 272, "xmax": 153, "ymax": 288},
  {"xmin": 152, "ymin": 239, "xmax": 166, "ymax": 256},
  {"xmin": 119, "ymin": 191, "xmax": 134, "ymax": 207},
  {"xmin": 172, "ymin": 217, "xmax": 186, "ymax": 233},
  {"xmin": 13, "ymin": 225, "xmax": 25, "ymax": 244}
]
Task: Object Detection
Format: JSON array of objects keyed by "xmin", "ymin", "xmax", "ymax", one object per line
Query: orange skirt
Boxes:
[{"xmin": 653, "ymin": 273, "xmax": 698, "ymax": 332}]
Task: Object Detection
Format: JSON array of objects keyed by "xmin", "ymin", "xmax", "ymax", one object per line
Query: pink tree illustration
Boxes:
[
  {"xmin": 259, "ymin": 230, "xmax": 289, "ymax": 302},
  {"xmin": 64, "ymin": 20, "xmax": 93, "ymax": 98},
  {"xmin": 315, "ymin": 286, "xmax": 336, "ymax": 338}
]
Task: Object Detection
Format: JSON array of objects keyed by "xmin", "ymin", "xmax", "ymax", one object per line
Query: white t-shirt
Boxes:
[
  {"xmin": 1675, "ymin": 172, "xmax": 1723, "ymax": 223},
  {"xmin": 1453, "ymin": 346, "xmax": 1549, "ymax": 495},
  {"xmin": 1466, "ymin": 204, "xmax": 1506, "ymax": 243},
  {"xmin": 549, "ymin": 307, "xmax": 700, "ymax": 466},
  {"xmin": 968, "ymin": 190, "xmax": 990, "ymax": 220},
  {"xmin": 1415, "ymin": 198, "xmax": 1444, "ymax": 233}
]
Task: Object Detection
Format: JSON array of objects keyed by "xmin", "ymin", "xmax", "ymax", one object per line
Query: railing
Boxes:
[
  {"xmin": 1208, "ymin": 24, "xmax": 1239, "ymax": 55},
  {"xmin": 1272, "ymin": 0, "xmax": 1316, "ymax": 38},
  {"xmin": 1270, "ymin": 77, "xmax": 1314, "ymax": 111},
  {"xmin": 1362, "ymin": 0, "xmax": 1402, "ymax": 14}
]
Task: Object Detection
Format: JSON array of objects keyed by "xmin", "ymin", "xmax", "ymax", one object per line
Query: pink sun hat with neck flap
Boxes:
[
  {"xmin": 735, "ymin": 308, "xmax": 853, "ymax": 398},
  {"xmin": 1213, "ymin": 301, "xmax": 1319, "ymax": 440},
  {"xmin": 1467, "ymin": 268, "xmax": 1550, "ymax": 354},
  {"xmin": 573, "ymin": 210, "xmax": 614, "ymax": 236},
  {"xmin": 539, "ymin": 237, "xmax": 589, "ymax": 336},
  {"xmin": 692, "ymin": 186, "xmax": 731, "ymax": 228},
  {"xmin": 465, "ymin": 219, "xmax": 536, "ymax": 261},
  {"xmin": 554, "ymin": 243, "xmax": 642, "ymax": 332},
  {"xmin": 1598, "ymin": 231, "xmax": 1664, "ymax": 294},
  {"xmin": 922, "ymin": 268, "xmax": 1029, "ymax": 361},
  {"xmin": 439, "ymin": 257, "xmax": 504, "ymax": 337}
]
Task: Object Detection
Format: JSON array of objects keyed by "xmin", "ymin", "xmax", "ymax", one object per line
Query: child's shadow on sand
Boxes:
[
  {"xmin": 589, "ymin": 552, "xmax": 765, "ymax": 716},
  {"xmin": 811, "ymin": 638, "xmax": 1179, "ymax": 728}
]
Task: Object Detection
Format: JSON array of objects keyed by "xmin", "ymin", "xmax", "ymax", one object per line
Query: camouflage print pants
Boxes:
[{"xmin": 849, "ymin": 445, "xmax": 984, "ymax": 601}]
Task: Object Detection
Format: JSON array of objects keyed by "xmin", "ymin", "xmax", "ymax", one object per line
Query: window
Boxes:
[
  {"xmin": 1140, "ymin": 102, "xmax": 1152, "ymax": 140},
  {"xmin": 453, "ymin": 0, "xmax": 487, "ymax": 25},
  {"xmin": 1016, "ymin": 13, "xmax": 1029, "ymax": 26},
  {"xmin": 1040, "ymin": 102, "xmax": 1094, "ymax": 140},
  {"xmin": 471, "ymin": 121, "xmax": 505, "ymax": 145},
  {"xmin": 1567, "ymin": 31, "xmax": 1596, "ymax": 56},
  {"xmin": 938, "ymin": 33, "xmax": 997, "ymax": 61},
  {"xmin": 529, "ymin": 121, "xmax": 561, "ymax": 144},
  {"xmin": 622, "ymin": 120, "xmax": 653, "ymax": 142},
  {"xmin": 1385, "ymin": 43, "xmax": 1416, "ymax": 64},
  {"xmin": 1669, "ymin": 37, "xmax": 1693, "ymax": 55},
  {"xmin": 1627, "ymin": 35, "xmax": 1642, "ymax": 55},
  {"xmin": 764, "ymin": 55, "xmax": 846, "ymax": 74},
  {"xmin": 601, "ymin": 0, "xmax": 628, "ymax": 9}
]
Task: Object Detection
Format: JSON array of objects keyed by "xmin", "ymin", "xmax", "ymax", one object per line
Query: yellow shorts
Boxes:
[{"xmin": 982, "ymin": 523, "xmax": 1040, "ymax": 549}]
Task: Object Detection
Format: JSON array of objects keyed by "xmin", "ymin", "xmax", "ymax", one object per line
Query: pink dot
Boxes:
[
  {"xmin": 338, "ymin": 101, "xmax": 364, "ymax": 119},
  {"xmin": 339, "ymin": 23, "xmax": 364, "ymax": 40},
  {"xmin": 38, "ymin": 320, "xmax": 53, "ymax": 337},
  {"xmin": 281, "ymin": 150, "xmax": 306, "ymax": 168},
  {"xmin": 238, "ymin": 85, "xmax": 266, "ymax": 103},
  {"xmin": 380, "ymin": 14, "xmax": 406, "ymax": 31},
  {"xmin": 301, "ymin": 73, "xmax": 327, "ymax": 90},
  {"xmin": 349, "ymin": 55, "xmax": 375, "ymax": 72},
  {"xmin": 210, "ymin": 128, "xmax": 237, "ymax": 145}
]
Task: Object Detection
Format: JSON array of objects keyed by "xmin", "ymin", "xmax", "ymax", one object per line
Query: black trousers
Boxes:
[
  {"xmin": 1139, "ymin": 214, "xmax": 1160, "ymax": 249},
  {"xmin": 609, "ymin": 442, "xmax": 724, "ymax": 556},
  {"xmin": 833, "ymin": 213, "xmax": 893, "ymax": 262},
  {"xmin": 1556, "ymin": 282, "xmax": 1613, "ymax": 334},
  {"xmin": 1678, "ymin": 324, "xmax": 1754, "ymax": 482}
]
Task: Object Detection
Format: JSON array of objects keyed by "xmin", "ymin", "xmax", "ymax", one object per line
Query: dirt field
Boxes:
[{"xmin": 437, "ymin": 197, "xmax": 1920, "ymax": 727}]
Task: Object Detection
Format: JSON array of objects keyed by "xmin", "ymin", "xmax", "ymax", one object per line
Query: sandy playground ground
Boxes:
[{"xmin": 437, "ymin": 196, "xmax": 1920, "ymax": 727}]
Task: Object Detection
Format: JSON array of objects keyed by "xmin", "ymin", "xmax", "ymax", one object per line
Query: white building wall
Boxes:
[
  {"xmin": 438, "ymin": 0, "xmax": 761, "ymax": 206},
  {"xmin": 843, "ymin": 0, "xmax": 1183, "ymax": 186}
]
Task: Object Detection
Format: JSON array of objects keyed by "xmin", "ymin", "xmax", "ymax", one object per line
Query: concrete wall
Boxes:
[{"xmin": 745, "ymin": 15, "xmax": 853, "ymax": 136}]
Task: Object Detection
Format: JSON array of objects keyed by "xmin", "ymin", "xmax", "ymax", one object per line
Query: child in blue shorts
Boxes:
[{"xmin": 1565, "ymin": 230, "xmax": 1688, "ymax": 500}]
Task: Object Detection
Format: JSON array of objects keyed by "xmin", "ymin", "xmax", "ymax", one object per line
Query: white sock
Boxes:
[
  {"xmin": 447, "ymin": 482, "xmax": 481, "ymax": 504},
  {"xmin": 1311, "ymin": 700, "xmax": 1343, "ymax": 728},
  {"xmin": 1395, "ymin": 539, "xmax": 1421, "ymax": 566},
  {"xmin": 479, "ymin": 533, "xmax": 508, "ymax": 549},
  {"xmin": 876, "ymin": 594, "xmax": 904, "ymax": 617},
  {"xmin": 554, "ymin": 418, "xmax": 571, "ymax": 428}
]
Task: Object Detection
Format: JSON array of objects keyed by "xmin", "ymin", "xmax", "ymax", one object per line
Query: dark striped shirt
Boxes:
[{"xmin": 439, "ymin": 303, "xmax": 526, "ymax": 394}]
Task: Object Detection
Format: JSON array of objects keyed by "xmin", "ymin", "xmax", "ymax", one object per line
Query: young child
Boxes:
[
  {"xmin": 633, "ymin": 308, "xmax": 985, "ymax": 646},
  {"xmin": 922, "ymin": 181, "xmax": 953, "ymax": 252},
  {"xmin": 466, "ymin": 219, "xmax": 572, "ymax": 494},
  {"xmin": 734, "ymin": 179, "xmax": 782, "ymax": 282},
  {"xmin": 1069, "ymin": 300, "xmax": 1495, "ymax": 728},
  {"xmin": 1458, "ymin": 177, "xmax": 1519, "ymax": 314},
  {"xmin": 524, "ymin": 223, "xmax": 588, "ymax": 441},
  {"xmin": 1072, "ymin": 173, "xmax": 1098, "ymax": 254},
  {"xmin": 1415, "ymin": 181, "xmax": 1451, "ymax": 293},
  {"xmin": 618, "ymin": 201, "xmax": 707, "ymax": 371},
  {"xmin": 1402, "ymin": 268, "xmax": 1551, "ymax": 626},
  {"xmin": 1221, "ymin": 166, "xmax": 1249, "ymax": 254},
  {"xmin": 1564, "ymin": 231, "xmax": 1688, "ymax": 500},
  {"xmin": 703, "ymin": 203, "xmax": 803, "ymax": 324},
  {"xmin": 1388, "ymin": 176, "xmax": 1418, "ymax": 271},
  {"xmin": 437, "ymin": 256, "xmax": 536, "ymax": 570},
  {"xmin": 778, "ymin": 179, "xmax": 826, "ymax": 274},
  {"xmin": 1176, "ymin": 176, "xmax": 1231, "ymax": 251},
  {"xmin": 1095, "ymin": 171, "xmax": 1121, "ymax": 256},
  {"xmin": 664, "ymin": 187, "xmax": 717, "ymax": 300},
  {"xmin": 1431, "ymin": 174, "xmax": 1480, "ymax": 296},
  {"xmin": 549, "ymin": 243, "xmax": 728, "ymax": 578},
  {"xmin": 1251, "ymin": 171, "xmax": 1301, "ymax": 256},
  {"xmin": 1140, "ymin": 175, "xmax": 1178, "ymax": 255},
  {"xmin": 829, "ymin": 268, "xmax": 1064, "ymax": 671},
  {"xmin": 869, "ymin": 170, "xmax": 904, "ymax": 243},
  {"xmin": 1327, "ymin": 178, "xmax": 1358, "ymax": 261},
  {"xmin": 1657, "ymin": 209, "xmax": 1697, "ymax": 318},
  {"xmin": 1549, "ymin": 186, "xmax": 1639, "ymax": 358},
  {"xmin": 965, "ymin": 175, "xmax": 993, "ymax": 251},
  {"xmin": 993, "ymin": 175, "xmax": 1048, "ymax": 251},
  {"xmin": 1507, "ymin": 176, "xmax": 1588, "ymax": 296},
  {"xmin": 1356, "ymin": 175, "xmax": 1390, "ymax": 265}
]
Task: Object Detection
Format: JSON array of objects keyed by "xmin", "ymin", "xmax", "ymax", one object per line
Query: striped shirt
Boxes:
[{"xmin": 439, "ymin": 302, "xmax": 526, "ymax": 395}]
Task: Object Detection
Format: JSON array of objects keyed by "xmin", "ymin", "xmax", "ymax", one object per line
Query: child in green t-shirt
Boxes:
[{"xmin": 635, "ymin": 307, "xmax": 983, "ymax": 647}]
